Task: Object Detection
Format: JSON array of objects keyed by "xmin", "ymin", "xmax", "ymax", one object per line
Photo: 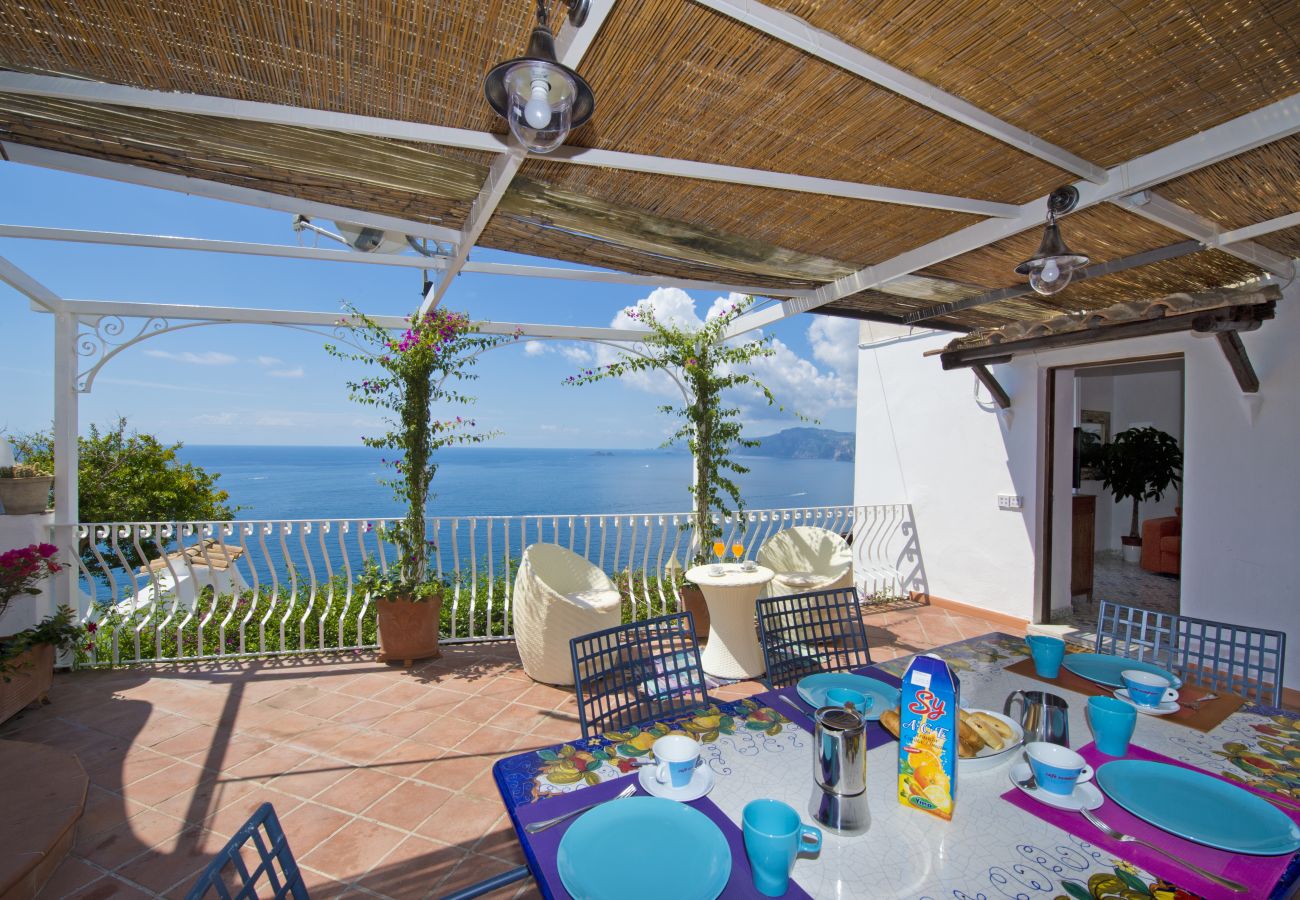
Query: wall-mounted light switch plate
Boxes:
[{"xmin": 997, "ymin": 494, "xmax": 1024, "ymax": 510}]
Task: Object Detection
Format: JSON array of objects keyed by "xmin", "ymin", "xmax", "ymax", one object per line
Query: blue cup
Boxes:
[
  {"xmin": 1121, "ymin": 670, "xmax": 1178, "ymax": 708},
  {"xmin": 651, "ymin": 734, "xmax": 700, "ymax": 789},
  {"xmin": 825, "ymin": 687, "xmax": 872, "ymax": 713},
  {"xmin": 742, "ymin": 799, "xmax": 822, "ymax": 897},
  {"xmin": 1025, "ymin": 741, "xmax": 1094, "ymax": 796},
  {"xmin": 1025, "ymin": 635, "xmax": 1066, "ymax": 678},
  {"xmin": 1087, "ymin": 695, "xmax": 1137, "ymax": 756}
]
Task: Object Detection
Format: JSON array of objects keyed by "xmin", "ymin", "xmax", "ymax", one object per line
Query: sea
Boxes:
[{"xmin": 176, "ymin": 445, "xmax": 855, "ymax": 520}]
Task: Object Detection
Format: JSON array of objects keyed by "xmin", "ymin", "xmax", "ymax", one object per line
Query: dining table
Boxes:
[{"xmin": 492, "ymin": 631, "xmax": 1300, "ymax": 900}]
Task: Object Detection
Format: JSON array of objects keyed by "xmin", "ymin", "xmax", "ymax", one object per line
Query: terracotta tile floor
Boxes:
[{"xmin": 1, "ymin": 600, "xmax": 1019, "ymax": 899}]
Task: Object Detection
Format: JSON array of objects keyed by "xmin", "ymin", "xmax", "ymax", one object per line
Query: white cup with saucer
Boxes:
[{"xmin": 638, "ymin": 735, "xmax": 715, "ymax": 801}]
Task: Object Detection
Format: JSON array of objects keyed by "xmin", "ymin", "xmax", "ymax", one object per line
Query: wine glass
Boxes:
[
  {"xmin": 731, "ymin": 542, "xmax": 744, "ymax": 561},
  {"xmin": 710, "ymin": 540, "xmax": 726, "ymax": 575}
]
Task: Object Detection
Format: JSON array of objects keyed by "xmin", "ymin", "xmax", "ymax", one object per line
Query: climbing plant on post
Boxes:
[{"xmin": 563, "ymin": 296, "xmax": 792, "ymax": 563}]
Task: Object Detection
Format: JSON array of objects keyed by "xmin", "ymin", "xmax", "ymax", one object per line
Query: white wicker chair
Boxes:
[
  {"xmin": 756, "ymin": 526, "xmax": 853, "ymax": 598},
  {"xmin": 512, "ymin": 543, "xmax": 623, "ymax": 685}
]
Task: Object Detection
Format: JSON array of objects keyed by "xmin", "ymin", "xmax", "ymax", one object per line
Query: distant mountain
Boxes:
[{"xmin": 748, "ymin": 427, "xmax": 855, "ymax": 462}]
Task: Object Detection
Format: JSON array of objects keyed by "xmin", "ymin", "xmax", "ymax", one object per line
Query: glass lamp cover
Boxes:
[
  {"xmin": 1027, "ymin": 265, "xmax": 1073, "ymax": 295},
  {"xmin": 505, "ymin": 60, "xmax": 576, "ymax": 153}
]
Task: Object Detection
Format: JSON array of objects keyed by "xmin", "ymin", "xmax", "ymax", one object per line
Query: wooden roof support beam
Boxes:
[
  {"xmin": 1215, "ymin": 211, "xmax": 1300, "ymax": 246},
  {"xmin": 0, "ymin": 72, "xmax": 1018, "ymax": 218},
  {"xmin": 972, "ymin": 364, "xmax": 1011, "ymax": 409},
  {"xmin": 0, "ymin": 254, "xmax": 64, "ymax": 311},
  {"xmin": 692, "ymin": 0, "xmax": 1106, "ymax": 183},
  {"xmin": 1216, "ymin": 331, "xmax": 1259, "ymax": 393},
  {"xmin": 725, "ymin": 91, "xmax": 1300, "ymax": 337},
  {"xmin": 423, "ymin": 0, "xmax": 619, "ymax": 312}
]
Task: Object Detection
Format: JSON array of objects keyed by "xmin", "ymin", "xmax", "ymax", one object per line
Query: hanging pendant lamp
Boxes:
[
  {"xmin": 1015, "ymin": 186, "xmax": 1090, "ymax": 296},
  {"xmin": 484, "ymin": 0, "xmax": 595, "ymax": 154}
]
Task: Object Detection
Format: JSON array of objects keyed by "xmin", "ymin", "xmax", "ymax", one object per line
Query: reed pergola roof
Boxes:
[{"xmin": 0, "ymin": 0, "xmax": 1297, "ymax": 332}]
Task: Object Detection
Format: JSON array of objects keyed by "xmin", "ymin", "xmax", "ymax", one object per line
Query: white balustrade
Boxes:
[{"xmin": 65, "ymin": 504, "xmax": 917, "ymax": 665}]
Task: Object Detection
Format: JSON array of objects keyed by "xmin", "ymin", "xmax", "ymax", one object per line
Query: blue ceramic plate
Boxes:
[
  {"xmin": 557, "ymin": 796, "xmax": 731, "ymax": 900},
  {"xmin": 1061, "ymin": 653, "xmax": 1183, "ymax": 689},
  {"xmin": 796, "ymin": 673, "xmax": 900, "ymax": 721},
  {"xmin": 1097, "ymin": 760, "xmax": 1300, "ymax": 855}
]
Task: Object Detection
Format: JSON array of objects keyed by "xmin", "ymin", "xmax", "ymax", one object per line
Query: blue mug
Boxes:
[
  {"xmin": 1025, "ymin": 635, "xmax": 1066, "ymax": 678},
  {"xmin": 742, "ymin": 799, "xmax": 822, "ymax": 897},
  {"xmin": 1121, "ymin": 670, "xmax": 1178, "ymax": 708},
  {"xmin": 1025, "ymin": 741, "xmax": 1094, "ymax": 796},
  {"xmin": 1087, "ymin": 695, "xmax": 1137, "ymax": 756}
]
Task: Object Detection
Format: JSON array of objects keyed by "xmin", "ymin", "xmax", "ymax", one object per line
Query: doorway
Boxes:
[{"xmin": 1040, "ymin": 356, "xmax": 1185, "ymax": 638}]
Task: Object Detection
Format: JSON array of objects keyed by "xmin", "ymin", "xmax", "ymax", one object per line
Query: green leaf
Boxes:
[
  {"xmin": 1061, "ymin": 879, "xmax": 1094, "ymax": 900},
  {"xmin": 1115, "ymin": 868, "xmax": 1149, "ymax": 893}
]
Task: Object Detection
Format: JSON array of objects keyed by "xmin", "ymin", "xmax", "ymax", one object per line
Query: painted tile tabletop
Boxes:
[{"xmin": 496, "ymin": 633, "xmax": 1300, "ymax": 900}]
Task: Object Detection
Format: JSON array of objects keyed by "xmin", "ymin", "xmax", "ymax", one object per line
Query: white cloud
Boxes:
[
  {"xmin": 143, "ymin": 349, "xmax": 237, "ymax": 366},
  {"xmin": 808, "ymin": 316, "xmax": 859, "ymax": 380},
  {"xmin": 268, "ymin": 367, "xmax": 305, "ymax": 378},
  {"xmin": 560, "ymin": 345, "xmax": 594, "ymax": 364},
  {"xmin": 191, "ymin": 412, "xmax": 237, "ymax": 426},
  {"xmin": 524, "ymin": 341, "xmax": 548, "ymax": 356},
  {"xmin": 256, "ymin": 355, "xmax": 285, "ymax": 367}
]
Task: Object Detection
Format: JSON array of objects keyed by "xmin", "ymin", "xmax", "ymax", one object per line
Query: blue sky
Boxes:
[{"xmin": 0, "ymin": 164, "xmax": 860, "ymax": 448}]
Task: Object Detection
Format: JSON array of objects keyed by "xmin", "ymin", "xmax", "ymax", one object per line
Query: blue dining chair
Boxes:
[
  {"xmin": 1093, "ymin": 600, "xmax": 1179, "ymax": 670},
  {"xmin": 756, "ymin": 587, "xmax": 873, "ymax": 689},
  {"xmin": 570, "ymin": 611, "xmax": 711, "ymax": 741},
  {"xmin": 185, "ymin": 803, "xmax": 308, "ymax": 899},
  {"xmin": 1175, "ymin": 613, "xmax": 1287, "ymax": 706}
]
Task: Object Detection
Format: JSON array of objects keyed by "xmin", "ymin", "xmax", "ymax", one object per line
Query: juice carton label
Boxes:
[{"xmin": 897, "ymin": 654, "xmax": 958, "ymax": 820}]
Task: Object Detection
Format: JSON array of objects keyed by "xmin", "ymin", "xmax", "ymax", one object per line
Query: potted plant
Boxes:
[
  {"xmin": 563, "ymin": 296, "xmax": 794, "ymax": 636},
  {"xmin": 0, "ymin": 464, "xmax": 53, "ymax": 515},
  {"xmin": 328, "ymin": 305, "xmax": 514, "ymax": 664},
  {"xmin": 0, "ymin": 543, "xmax": 81, "ymax": 722},
  {"xmin": 1095, "ymin": 426, "xmax": 1183, "ymax": 563}
]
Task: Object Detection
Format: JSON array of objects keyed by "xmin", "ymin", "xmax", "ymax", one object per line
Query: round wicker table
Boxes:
[{"xmin": 684, "ymin": 563, "xmax": 775, "ymax": 680}]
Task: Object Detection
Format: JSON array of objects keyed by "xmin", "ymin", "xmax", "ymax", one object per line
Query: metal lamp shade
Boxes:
[
  {"xmin": 484, "ymin": 23, "xmax": 594, "ymax": 152},
  {"xmin": 1015, "ymin": 221, "xmax": 1089, "ymax": 276}
]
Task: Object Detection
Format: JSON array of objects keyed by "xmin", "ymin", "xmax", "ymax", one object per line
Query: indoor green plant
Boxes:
[
  {"xmin": 0, "ymin": 464, "xmax": 53, "ymax": 516},
  {"xmin": 563, "ymin": 296, "xmax": 793, "ymax": 635},
  {"xmin": 1095, "ymin": 426, "xmax": 1183, "ymax": 563},
  {"xmin": 328, "ymin": 305, "xmax": 513, "ymax": 663}
]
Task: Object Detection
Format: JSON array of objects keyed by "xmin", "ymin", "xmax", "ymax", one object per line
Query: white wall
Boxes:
[{"xmin": 854, "ymin": 281, "xmax": 1300, "ymax": 688}]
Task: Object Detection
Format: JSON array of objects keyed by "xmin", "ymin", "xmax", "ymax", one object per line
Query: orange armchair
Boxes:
[{"xmin": 1140, "ymin": 510, "xmax": 1181, "ymax": 575}]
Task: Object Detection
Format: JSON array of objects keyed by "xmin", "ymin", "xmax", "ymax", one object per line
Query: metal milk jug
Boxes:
[
  {"xmin": 1004, "ymin": 690, "xmax": 1070, "ymax": 745},
  {"xmin": 810, "ymin": 705, "xmax": 870, "ymax": 835}
]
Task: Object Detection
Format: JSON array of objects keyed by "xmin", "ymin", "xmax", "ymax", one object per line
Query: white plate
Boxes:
[
  {"xmin": 638, "ymin": 762, "xmax": 716, "ymax": 801},
  {"xmin": 959, "ymin": 709, "xmax": 1024, "ymax": 773},
  {"xmin": 1009, "ymin": 762, "xmax": 1103, "ymax": 811},
  {"xmin": 1114, "ymin": 688, "xmax": 1179, "ymax": 716}
]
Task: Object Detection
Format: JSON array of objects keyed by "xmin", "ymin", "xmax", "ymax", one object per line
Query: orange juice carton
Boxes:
[{"xmin": 897, "ymin": 653, "xmax": 958, "ymax": 820}]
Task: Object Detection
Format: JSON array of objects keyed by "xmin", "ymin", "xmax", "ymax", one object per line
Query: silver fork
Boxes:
[
  {"xmin": 525, "ymin": 783, "xmax": 637, "ymax": 833},
  {"xmin": 1078, "ymin": 807, "xmax": 1247, "ymax": 893}
]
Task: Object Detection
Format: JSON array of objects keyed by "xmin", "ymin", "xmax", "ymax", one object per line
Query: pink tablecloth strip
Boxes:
[{"xmin": 999, "ymin": 741, "xmax": 1300, "ymax": 900}]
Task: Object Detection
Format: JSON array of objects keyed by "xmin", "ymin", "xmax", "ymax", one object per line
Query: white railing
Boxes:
[{"xmin": 68, "ymin": 504, "xmax": 919, "ymax": 666}]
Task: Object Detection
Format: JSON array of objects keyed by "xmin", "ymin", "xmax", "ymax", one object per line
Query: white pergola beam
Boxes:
[
  {"xmin": 1216, "ymin": 210, "xmax": 1300, "ymax": 247},
  {"xmin": 43, "ymin": 298, "xmax": 647, "ymax": 343},
  {"xmin": 690, "ymin": 0, "xmax": 1108, "ymax": 184},
  {"xmin": 0, "ymin": 222, "xmax": 806, "ymax": 295},
  {"xmin": 423, "ymin": 0, "xmax": 620, "ymax": 312},
  {"xmin": 724, "ymin": 90, "xmax": 1300, "ymax": 336},
  {"xmin": 0, "ymin": 142, "xmax": 461, "ymax": 245},
  {"xmin": 1115, "ymin": 192, "xmax": 1295, "ymax": 278},
  {"xmin": 0, "ymin": 254, "xmax": 64, "ymax": 311},
  {"xmin": 0, "ymin": 71, "xmax": 1022, "ymax": 217}
]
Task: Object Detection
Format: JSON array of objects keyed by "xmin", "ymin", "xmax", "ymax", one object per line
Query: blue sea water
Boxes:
[{"xmin": 176, "ymin": 445, "xmax": 854, "ymax": 520}]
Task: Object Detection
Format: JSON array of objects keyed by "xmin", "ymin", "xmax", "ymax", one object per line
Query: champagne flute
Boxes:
[
  {"xmin": 731, "ymin": 542, "xmax": 744, "ymax": 561},
  {"xmin": 712, "ymin": 540, "xmax": 725, "ymax": 561}
]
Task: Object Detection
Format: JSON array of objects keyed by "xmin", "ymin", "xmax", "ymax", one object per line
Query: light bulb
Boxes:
[
  {"xmin": 523, "ymin": 79, "xmax": 552, "ymax": 129},
  {"xmin": 1029, "ymin": 266, "xmax": 1072, "ymax": 296},
  {"xmin": 1041, "ymin": 257, "xmax": 1061, "ymax": 284}
]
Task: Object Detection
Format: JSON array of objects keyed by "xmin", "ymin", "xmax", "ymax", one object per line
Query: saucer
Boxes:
[
  {"xmin": 1114, "ymin": 688, "xmax": 1179, "ymax": 716},
  {"xmin": 1009, "ymin": 762, "xmax": 1103, "ymax": 811},
  {"xmin": 638, "ymin": 763, "xmax": 716, "ymax": 801}
]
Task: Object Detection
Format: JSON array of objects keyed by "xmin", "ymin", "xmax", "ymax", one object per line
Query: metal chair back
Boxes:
[
  {"xmin": 1094, "ymin": 600, "xmax": 1179, "ymax": 671},
  {"xmin": 570, "ymin": 612, "xmax": 710, "ymax": 741},
  {"xmin": 1175, "ymin": 614, "xmax": 1287, "ymax": 706},
  {"xmin": 185, "ymin": 802, "xmax": 308, "ymax": 900},
  {"xmin": 756, "ymin": 587, "xmax": 873, "ymax": 689}
]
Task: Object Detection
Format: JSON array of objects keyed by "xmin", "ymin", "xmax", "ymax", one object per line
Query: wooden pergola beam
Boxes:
[
  {"xmin": 1216, "ymin": 331, "xmax": 1260, "ymax": 393},
  {"xmin": 972, "ymin": 364, "xmax": 1011, "ymax": 409}
]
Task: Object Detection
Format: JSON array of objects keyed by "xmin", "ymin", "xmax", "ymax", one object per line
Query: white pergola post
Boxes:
[{"xmin": 52, "ymin": 311, "xmax": 80, "ymax": 626}]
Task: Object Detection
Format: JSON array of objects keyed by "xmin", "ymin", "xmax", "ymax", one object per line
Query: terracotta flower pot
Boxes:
[
  {"xmin": 0, "ymin": 476, "xmax": 53, "ymax": 515},
  {"xmin": 678, "ymin": 583, "xmax": 710, "ymax": 640},
  {"xmin": 376, "ymin": 592, "xmax": 442, "ymax": 665},
  {"xmin": 0, "ymin": 642, "xmax": 54, "ymax": 725}
]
